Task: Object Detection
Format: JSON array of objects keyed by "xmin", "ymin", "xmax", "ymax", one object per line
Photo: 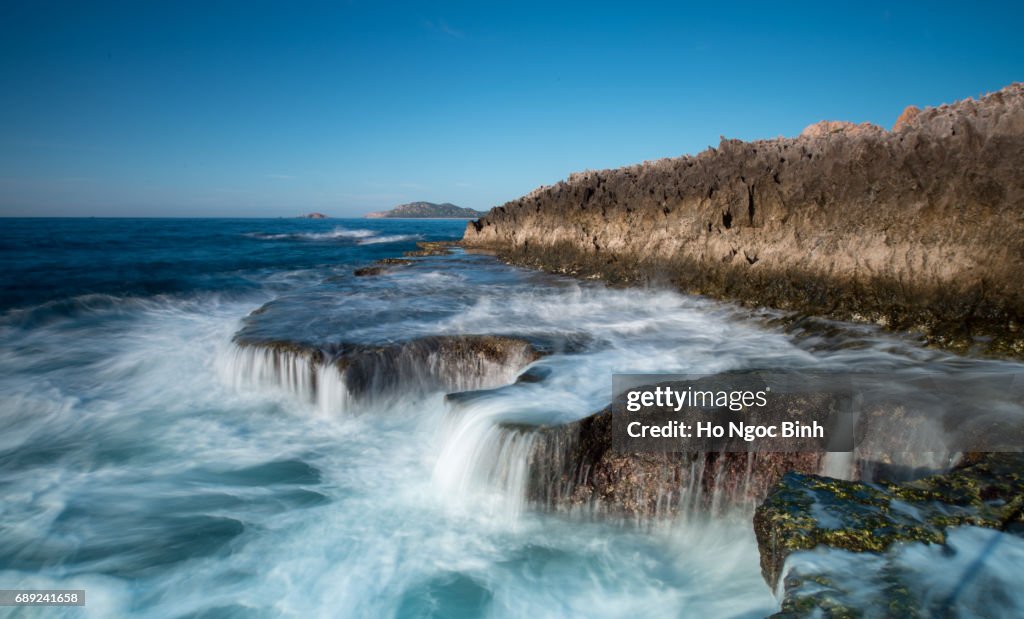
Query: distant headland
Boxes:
[
  {"xmin": 297, "ymin": 212, "xmax": 329, "ymax": 219},
  {"xmin": 365, "ymin": 202, "xmax": 486, "ymax": 219}
]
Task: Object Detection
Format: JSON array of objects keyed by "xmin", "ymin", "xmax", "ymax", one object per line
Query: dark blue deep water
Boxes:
[
  {"xmin": 0, "ymin": 218, "xmax": 465, "ymax": 311},
  {"xmin": 2, "ymin": 218, "xmax": 1023, "ymax": 618}
]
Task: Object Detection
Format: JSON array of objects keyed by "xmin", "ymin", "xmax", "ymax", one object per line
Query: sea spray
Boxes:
[
  {"xmin": 4, "ymin": 218, "xmax": 1024, "ymax": 617},
  {"xmin": 220, "ymin": 342, "xmax": 325, "ymax": 404},
  {"xmin": 433, "ymin": 398, "xmax": 539, "ymax": 520},
  {"xmin": 219, "ymin": 335, "xmax": 539, "ymax": 416}
]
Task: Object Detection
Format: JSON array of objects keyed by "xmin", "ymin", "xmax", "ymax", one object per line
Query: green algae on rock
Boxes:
[
  {"xmin": 404, "ymin": 240, "xmax": 462, "ymax": 257},
  {"xmin": 754, "ymin": 453, "xmax": 1024, "ymax": 616}
]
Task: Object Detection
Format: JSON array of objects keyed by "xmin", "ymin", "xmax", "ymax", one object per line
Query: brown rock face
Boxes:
[
  {"xmin": 464, "ymin": 84, "xmax": 1024, "ymax": 357},
  {"xmin": 893, "ymin": 104, "xmax": 921, "ymax": 131},
  {"xmin": 522, "ymin": 407, "xmax": 824, "ymax": 518},
  {"xmin": 231, "ymin": 334, "xmax": 542, "ymax": 403},
  {"xmin": 799, "ymin": 120, "xmax": 883, "ymax": 138}
]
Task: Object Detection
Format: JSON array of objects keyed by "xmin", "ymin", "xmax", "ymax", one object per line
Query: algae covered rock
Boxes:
[
  {"xmin": 754, "ymin": 453, "xmax": 1024, "ymax": 617},
  {"xmin": 404, "ymin": 240, "xmax": 461, "ymax": 257}
]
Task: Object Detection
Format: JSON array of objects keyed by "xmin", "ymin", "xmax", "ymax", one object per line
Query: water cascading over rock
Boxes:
[{"xmin": 221, "ymin": 334, "xmax": 542, "ymax": 414}]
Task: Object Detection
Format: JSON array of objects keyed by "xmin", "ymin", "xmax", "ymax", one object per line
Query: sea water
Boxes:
[{"xmin": 1, "ymin": 218, "xmax": 1022, "ymax": 618}]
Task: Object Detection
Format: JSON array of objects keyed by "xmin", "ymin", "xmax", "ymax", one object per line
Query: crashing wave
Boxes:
[
  {"xmin": 245, "ymin": 227, "xmax": 377, "ymax": 241},
  {"xmin": 220, "ymin": 335, "xmax": 541, "ymax": 415},
  {"xmin": 357, "ymin": 234, "xmax": 423, "ymax": 245}
]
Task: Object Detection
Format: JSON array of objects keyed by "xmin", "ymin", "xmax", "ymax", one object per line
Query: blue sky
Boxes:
[{"xmin": 1, "ymin": 1, "xmax": 1021, "ymax": 217}]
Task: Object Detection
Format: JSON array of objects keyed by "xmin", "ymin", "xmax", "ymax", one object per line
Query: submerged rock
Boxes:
[
  {"xmin": 234, "ymin": 338, "xmax": 327, "ymax": 363},
  {"xmin": 353, "ymin": 266, "xmax": 386, "ymax": 277},
  {"xmin": 772, "ymin": 525, "xmax": 1024, "ymax": 618},
  {"xmin": 404, "ymin": 241, "xmax": 461, "ymax": 257},
  {"xmin": 353, "ymin": 257, "xmax": 415, "ymax": 277},
  {"xmin": 335, "ymin": 335, "xmax": 543, "ymax": 399},
  {"xmin": 754, "ymin": 453, "xmax": 1024, "ymax": 616}
]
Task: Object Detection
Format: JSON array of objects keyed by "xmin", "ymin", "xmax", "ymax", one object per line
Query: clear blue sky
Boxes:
[{"xmin": 1, "ymin": 1, "xmax": 1021, "ymax": 217}]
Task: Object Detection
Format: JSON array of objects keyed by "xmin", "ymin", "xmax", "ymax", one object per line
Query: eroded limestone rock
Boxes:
[{"xmin": 464, "ymin": 84, "xmax": 1024, "ymax": 357}]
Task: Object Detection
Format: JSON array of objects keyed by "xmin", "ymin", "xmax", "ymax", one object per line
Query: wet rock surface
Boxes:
[
  {"xmin": 352, "ymin": 258, "xmax": 415, "ymax": 277},
  {"xmin": 335, "ymin": 335, "xmax": 542, "ymax": 398},
  {"xmin": 404, "ymin": 240, "xmax": 462, "ymax": 257},
  {"xmin": 463, "ymin": 84, "xmax": 1024, "ymax": 357},
  {"xmin": 353, "ymin": 266, "xmax": 387, "ymax": 277},
  {"xmin": 754, "ymin": 453, "xmax": 1024, "ymax": 617},
  {"xmin": 231, "ymin": 334, "xmax": 542, "ymax": 402},
  {"xmin": 519, "ymin": 406, "xmax": 824, "ymax": 518}
]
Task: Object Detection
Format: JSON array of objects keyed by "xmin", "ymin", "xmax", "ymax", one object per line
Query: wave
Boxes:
[
  {"xmin": 0, "ymin": 290, "xmax": 265, "ymax": 330},
  {"xmin": 246, "ymin": 227, "xmax": 377, "ymax": 241},
  {"xmin": 357, "ymin": 234, "xmax": 422, "ymax": 245}
]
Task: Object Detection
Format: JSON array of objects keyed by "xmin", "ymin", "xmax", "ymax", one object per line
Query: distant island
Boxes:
[
  {"xmin": 364, "ymin": 202, "xmax": 486, "ymax": 219},
  {"xmin": 298, "ymin": 212, "xmax": 329, "ymax": 219}
]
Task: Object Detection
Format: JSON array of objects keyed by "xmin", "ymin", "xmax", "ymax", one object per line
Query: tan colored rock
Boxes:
[
  {"xmin": 464, "ymin": 83, "xmax": 1024, "ymax": 357},
  {"xmin": 799, "ymin": 120, "xmax": 883, "ymax": 138},
  {"xmin": 893, "ymin": 104, "xmax": 921, "ymax": 131}
]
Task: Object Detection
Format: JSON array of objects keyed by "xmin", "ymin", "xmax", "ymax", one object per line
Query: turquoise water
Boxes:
[
  {"xmin": 2, "ymin": 218, "xmax": 1021, "ymax": 618},
  {"xmin": 0, "ymin": 219, "xmax": 778, "ymax": 618}
]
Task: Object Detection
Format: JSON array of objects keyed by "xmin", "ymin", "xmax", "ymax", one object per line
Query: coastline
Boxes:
[
  {"xmin": 463, "ymin": 84, "xmax": 1024, "ymax": 359},
  {"xmin": 3, "ymin": 218, "xmax": 1023, "ymax": 617},
  {"xmin": 452, "ymin": 85, "xmax": 1024, "ymax": 615}
]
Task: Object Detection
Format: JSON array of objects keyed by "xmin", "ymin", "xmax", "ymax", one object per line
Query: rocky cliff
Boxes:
[{"xmin": 463, "ymin": 84, "xmax": 1024, "ymax": 357}]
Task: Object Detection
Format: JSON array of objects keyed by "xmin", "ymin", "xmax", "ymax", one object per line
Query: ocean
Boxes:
[{"xmin": 1, "ymin": 218, "xmax": 1022, "ymax": 618}]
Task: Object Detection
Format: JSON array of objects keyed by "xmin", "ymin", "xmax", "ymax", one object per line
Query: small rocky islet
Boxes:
[{"xmin": 364, "ymin": 201, "xmax": 486, "ymax": 219}]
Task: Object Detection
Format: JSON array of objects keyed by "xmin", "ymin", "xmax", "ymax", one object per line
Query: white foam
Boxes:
[
  {"xmin": 357, "ymin": 234, "xmax": 422, "ymax": 245},
  {"xmin": 247, "ymin": 227, "xmax": 378, "ymax": 241},
  {"xmin": 4, "ymin": 257, "xmax": 1024, "ymax": 617},
  {"xmin": 779, "ymin": 526, "xmax": 1024, "ymax": 616}
]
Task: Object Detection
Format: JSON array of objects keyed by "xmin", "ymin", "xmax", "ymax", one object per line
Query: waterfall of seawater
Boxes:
[
  {"xmin": 220, "ymin": 344, "xmax": 337, "ymax": 411},
  {"xmin": 433, "ymin": 399, "xmax": 539, "ymax": 519},
  {"xmin": 210, "ymin": 274, "xmax": 1024, "ymax": 618},
  {"xmin": 7, "ymin": 219, "xmax": 1024, "ymax": 617},
  {"xmin": 219, "ymin": 339, "xmax": 535, "ymax": 418}
]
